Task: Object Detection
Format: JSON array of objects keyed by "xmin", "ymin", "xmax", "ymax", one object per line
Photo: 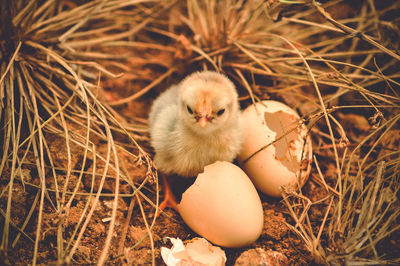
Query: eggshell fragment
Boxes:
[
  {"xmin": 161, "ymin": 237, "xmax": 226, "ymax": 266},
  {"xmin": 238, "ymin": 100, "xmax": 312, "ymax": 197},
  {"xmin": 177, "ymin": 161, "xmax": 263, "ymax": 248}
]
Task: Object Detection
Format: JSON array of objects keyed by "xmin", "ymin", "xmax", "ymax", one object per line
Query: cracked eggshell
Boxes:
[
  {"xmin": 238, "ymin": 100, "xmax": 312, "ymax": 197},
  {"xmin": 177, "ymin": 161, "xmax": 263, "ymax": 248},
  {"xmin": 161, "ymin": 237, "xmax": 226, "ymax": 266}
]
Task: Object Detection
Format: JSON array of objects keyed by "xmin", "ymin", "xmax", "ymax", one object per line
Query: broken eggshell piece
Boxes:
[
  {"xmin": 177, "ymin": 161, "xmax": 263, "ymax": 248},
  {"xmin": 238, "ymin": 100, "xmax": 312, "ymax": 197},
  {"xmin": 161, "ymin": 237, "xmax": 226, "ymax": 266}
]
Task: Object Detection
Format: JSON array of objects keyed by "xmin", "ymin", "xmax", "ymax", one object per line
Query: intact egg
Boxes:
[
  {"xmin": 238, "ymin": 100, "xmax": 312, "ymax": 197},
  {"xmin": 177, "ymin": 161, "xmax": 263, "ymax": 248}
]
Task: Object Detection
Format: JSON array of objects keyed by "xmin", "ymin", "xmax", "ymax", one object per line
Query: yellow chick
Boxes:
[{"xmin": 149, "ymin": 71, "xmax": 243, "ymax": 178}]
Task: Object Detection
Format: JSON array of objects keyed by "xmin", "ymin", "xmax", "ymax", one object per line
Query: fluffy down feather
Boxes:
[{"xmin": 149, "ymin": 71, "xmax": 242, "ymax": 177}]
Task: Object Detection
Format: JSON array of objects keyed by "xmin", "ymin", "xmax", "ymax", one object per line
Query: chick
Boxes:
[
  {"xmin": 149, "ymin": 71, "xmax": 242, "ymax": 213},
  {"xmin": 149, "ymin": 71, "xmax": 242, "ymax": 177}
]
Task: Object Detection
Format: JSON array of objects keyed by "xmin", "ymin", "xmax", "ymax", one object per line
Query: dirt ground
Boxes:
[
  {"xmin": 0, "ymin": 72, "xmax": 323, "ymax": 265},
  {"xmin": 1, "ymin": 76, "xmax": 399, "ymax": 265},
  {"xmin": 1, "ymin": 166, "xmax": 316, "ymax": 265},
  {"xmin": 2, "ymin": 53, "xmax": 399, "ymax": 266},
  {"xmin": 0, "ymin": 71, "xmax": 343, "ymax": 265}
]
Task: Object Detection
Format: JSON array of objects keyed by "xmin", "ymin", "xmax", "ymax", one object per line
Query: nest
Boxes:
[{"xmin": 0, "ymin": 0, "xmax": 399, "ymax": 264}]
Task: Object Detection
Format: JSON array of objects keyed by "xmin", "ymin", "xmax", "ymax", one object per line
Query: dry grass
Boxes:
[
  {"xmin": 0, "ymin": 1, "xmax": 160, "ymax": 264},
  {"xmin": 1, "ymin": 0, "xmax": 399, "ymax": 264}
]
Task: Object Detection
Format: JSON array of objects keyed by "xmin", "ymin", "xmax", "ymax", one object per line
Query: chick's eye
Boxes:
[
  {"xmin": 187, "ymin": 105, "xmax": 193, "ymax": 114},
  {"xmin": 217, "ymin": 109, "xmax": 225, "ymax": 116}
]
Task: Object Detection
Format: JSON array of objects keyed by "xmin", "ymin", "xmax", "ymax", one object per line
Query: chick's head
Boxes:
[{"xmin": 179, "ymin": 71, "xmax": 239, "ymax": 133}]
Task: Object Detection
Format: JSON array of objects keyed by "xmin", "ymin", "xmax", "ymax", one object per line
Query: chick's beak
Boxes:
[
  {"xmin": 198, "ymin": 116, "xmax": 208, "ymax": 128},
  {"xmin": 196, "ymin": 100, "xmax": 211, "ymax": 127}
]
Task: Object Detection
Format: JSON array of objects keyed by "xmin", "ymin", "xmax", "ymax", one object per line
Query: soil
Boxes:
[
  {"xmin": 2, "ymin": 57, "xmax": 398, "ymax": 266},
  {"xmin": 0, "ymin": 163, "xmax": 316, "ymax": 265},
  {"xmin": 0, "ymin": 72, "xmax": 322, "ymax": 265},
  {"xmin": 2, "ymin": 76, "xmax": 399, "ymax": 265}
]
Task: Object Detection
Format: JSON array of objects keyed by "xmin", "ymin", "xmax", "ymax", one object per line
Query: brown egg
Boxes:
[
  {"xmin": 177, "ymin": 161, "xmax": 263, "ymax": 248},
  {"xmin": 238, "ymin": 100, "xmax": 312, "ymax": 197}
]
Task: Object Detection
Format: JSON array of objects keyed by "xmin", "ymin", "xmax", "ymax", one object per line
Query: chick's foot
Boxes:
[{"xmin": 157, "ymin": 174, "xmax": 178, "ymax": 217}]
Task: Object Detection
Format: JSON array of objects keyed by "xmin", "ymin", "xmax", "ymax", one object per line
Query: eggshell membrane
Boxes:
[
  {"xmin": 238, "ymin": 100, "xmax": 312, "ymax": 197},
  {"xmin": 177, "ymin": 161, "xmax": 263, "ymax": 248}
]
